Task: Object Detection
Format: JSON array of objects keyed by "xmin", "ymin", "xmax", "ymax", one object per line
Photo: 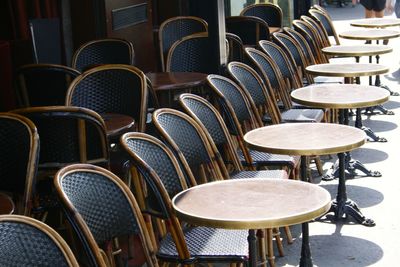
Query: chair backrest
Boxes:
[
  {"xmin": 0, "ymin": 113, "xmax": 39, "ymax": 216},
  {"xmin": 15, "ymin": 64, "xmax": 81, "ymax": 108},
  {"xmin": 226, "ymin": 32, "xmax": 244, "ymax": 63},
  {"xmin": 258, "ymin": 39, "xmax": 303, "ymax": 89},
  {"xmin": 158, "ymin": 16, "xmax": 208, "ymax": 72},
  {"xmin": 300, "ymin": 15, "xmax": 330, "ymax": 48},
  {"xmin": 54, "ymin": 164, "xmax": 158, "ymax": 267},
  {"xmin": 166, "ymin": 33, "xmax": 216, "ymax": 73},
  {"xmin": 72, "ymin": 38, "xmax": 135, "ymax": 72},
  {"xmin": 178, "ymin": 93, "xmax": 243, "ymax": 170},
  {"xmin": 120, "ymin": 132, "xmax": 196, "ymax": 262},
  {"xmin": 309, "ymin": 9, "xmax": 340, "ymax": 45},
  {"xmin": 66, "ymin": 64, "xmax": 148, "ymax": 132},
  {"xmin": 293, "ymin": 19, "xmax": 327, "ymax": 64},
  {"xmin": 153, "ymin": 108, "xmax": 228, "ymax": 183},
  {"xmin": 12, "ymin": 106, "xmax": 109, "ymax": 173},
  {"xmin": 0, "ymin": 215, "xmax": 79, "ymax": 266},
  {"xmin": 225, "ymin": 16, "xmax": 270, "ymax": 46},
  {"xmin": 244, "ymin": 47, "xmax": 291, "ymax": 109},
  {"xmin": 240, "ymin": 3, "xmax": 283, "ymax": 28},
  {"xmin": 227, "ymin": 61, "xmax": 281, "ymax": 125}
]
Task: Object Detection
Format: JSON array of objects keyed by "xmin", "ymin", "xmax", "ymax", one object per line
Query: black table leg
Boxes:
[
  {"xmin": 248, "ymin": 229, "xmax": 257, "ymax": 267},
  {"xmin": 329, "ymin": 152, "xmax": 376, "ymax": 227},
  {"xmin": 299, "ymin": 156, "xmax": 314, "ymax": 267},
  {"xmin": 355, "ymin": 108, "xmax": 387, "ymax": 142}
]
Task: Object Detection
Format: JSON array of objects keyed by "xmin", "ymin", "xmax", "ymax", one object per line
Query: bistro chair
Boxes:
[
  {"xmin": 120, "ymin": 132, "xmax": 249, "ymax": 266},
  {"xmin": 158, "ymin": 16, "xmax": 208, "ymax": 72},
  {"xmin": 226, "ymin": 32, "xmax": 245, "ymax": 63},
  {"xmin": 243, "ymin": 48, "xmax": 325, "ymax": 123},
  {"xmin": 293, "ymin": 19, "xmax": 328, "ymax": 64},
  {"xmin": 225, "ymin": 16, "xmax": 270, "ymax": 47},
  {"xmin": 309, "ymin": 8, "xmax": 341, "ymax": 45},
  {"xmin": 54, "ymin": 164, "xmax": 159, "ymax": 267},
  {"xmin": 300, "ymin": 15, "xmax": 331, "ymax": 48},
  {"xmin": 0, "ymin": 215, "xmax": 79, "ymax": 266},
  {"xmin": 66, "ymin": 64, "xmax": 148, "ymax": 134},
  {"xmin": 12, "ymin": 106, "xmax": 109, "ymax": 220},
  {"xmin": 0, "ymin": 113, "xmax": 39, "ymax": 216},
  {"xmin": 240, "ymin": 3, "xmax": 283, "ymax": 30},
  {"xmin": 15, "ymin": 64, "xmax": 81, "ymax": 108},
  {"xmin": 166, "ymin": 33, "xmax": 217, "ymax": 73},
  {"xmin": 72, "ymin": 38, "xmax": 134, "ymax": 72}
]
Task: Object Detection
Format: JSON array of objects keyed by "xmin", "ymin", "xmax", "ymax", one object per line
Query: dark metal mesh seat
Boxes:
[
  {"xmin": 230, "ymin": 169, "xmax": 288, "ymax": 179},
  {"xmin": 240, "ymin": 3, "xmax": 283, "ymax": 28},
  {"xmin": 121, "ymin": 133, "xmax": 249, "ymax": 265},
  {"xmin": 226, "ymin": 33, "xmax": 244, "ymax": 63},
  {"xmin": 0, "ymin": 215, "xmax": 78, "ymax": 267},
  {"xmin": 225, "ymin": 16, "xmax": 270, "ymax": 46},
  {"xmin": 15, "ymin": 64, "xmax": 80, "ymax": 108},
  {"xmin": 0, "ymin": 113, "xmax": 39, "ymax": 216},
  {"xmin": 283, "ymin": 27, "xmax": 316, "ymax": 67},
  {"xmin": 55, "ymin": 164, "xmax": 158, "ymax": 267},
  {"xmin": 293, "ymin": 20, "xmax": 326, "ymax": 64},
  {"xmin": 166, "ymin": 33, "xmax": 216, "ymax": 73},
  {"xmin": 159, "ymin": 16, "xmax": 208, "ymax": 72},
  {"xmin": 66, "ymin": 64, "xmax": 148, "ymax": 132},
  {"xmin": 72, "ymin": 38, "xmax": 134, "ymax": 72}
]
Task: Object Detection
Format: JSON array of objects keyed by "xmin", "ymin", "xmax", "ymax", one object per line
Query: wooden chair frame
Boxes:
[
  {"xmin": 309, "ymin": 8, "xmax": 341, "ymax": 45},
  {"xmin": 240, "ymin": 3, "xmax": 283, "ymax": 28}
]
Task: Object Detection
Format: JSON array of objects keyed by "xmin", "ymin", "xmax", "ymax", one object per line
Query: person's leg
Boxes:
[
  {"xmin": 374, "ymin": 10, "xmax": 385, "ymax": 18},
  {"xmin": 365, "ymin": 8, "xmax": 375, "ymax": 17}
]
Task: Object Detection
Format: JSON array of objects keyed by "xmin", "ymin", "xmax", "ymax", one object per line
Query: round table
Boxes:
[
  {"xmin": 350, "ymin": 18, "xmax": 400, "ymax": 28},
  {"xmin": 305, "ymin": 63, "xmax": 389, "ymax": 142},
  {"xmin": 0, "ymin": 193, "xmax": 14, "ymax": 215},
  {"xmin": 146, "ymin": 72, "xmax": 207, "ymax": 107},
  {"xmin": 321, "ymin": 45, "xmax": 392, "ymax": 58},
  {"xmin": 101, "ymin": 113, "xmax": 135, "ymax": 143},
  {"xmin": 291, "ymin": 83, "xmax": 388, "ymax": 178},
  {"xmin": 244, "ymin": 123, "xmax": 367, "ymax": 265},
  {"xmin": 173, "ymin": 178, "xmax": 331, "ymax": 267},
  {"xmin": 339, "ymin": 29, "xmax": 400, "ymax": 41}
]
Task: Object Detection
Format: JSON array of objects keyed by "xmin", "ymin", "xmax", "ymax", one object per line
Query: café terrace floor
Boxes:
[{"xmin": 271, "ymin": 4, "xmax": 400, "ymax": 267}]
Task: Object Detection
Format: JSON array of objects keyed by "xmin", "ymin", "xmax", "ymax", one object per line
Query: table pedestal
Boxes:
[{"xmin": 324, "ymin": 109, "xmax": 381, "ymax": 179}]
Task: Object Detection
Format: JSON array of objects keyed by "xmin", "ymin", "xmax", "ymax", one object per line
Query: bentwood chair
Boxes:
[
  {"xmin": 225, "ymin": 16, "xmax": 270, "ymax": 47},
  {"xmin": 0, "ymin": 215, "xmax": 79, "ymax": 266},
  {"xmin": 293, "ymin": 19, "xmax": 328, "ymax": 64},
  {"xmin": 0, "ymin": 113, "xmax": 39, "ymax": 216},
  {"xmin": 120, "ymin": 132, "xmax": 249, "ymax": 266},
  {"xmin": 166, "ymin": 33, "xmax": 217, "ymax": 73},
  {"xmin": 300, "ymin": 15, "xmax": 331, "ymax": 49},
  {"xmin": 226, "ymin": 33, "xmax": 245, "ymax": 63},
  {"xmin": 54, "ymin": 164, "xmax": 159, "ymax": 267},
  {"xmin": 66, "ymin": 64, "xmax": 148, "ymax": 133},
  {"xmin": 158, "ymin": 16, "xmax": 208, "ymax": 72},
  {"xmin": 15, "ymin": 64, "xmax": 81, "ymax": 108},
  {"xmin": 240, "ymin": 3, "xmax": 283, "ymax": 30},
  {"xmin": 72, "ymin": 38, "xmax": 135, "ymax": 72},
  {"xmin": 309, "ymin": 8, "xmax": 341, "ymax": 45}
]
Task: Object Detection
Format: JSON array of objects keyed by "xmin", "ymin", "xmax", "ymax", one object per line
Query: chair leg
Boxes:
[
  {"xmin": 266, "ymin": 229, "xmax": 276, "ymax": 267},
  {"xmin": 257, "ymin": 229, "xmax": 267, "ymax": 267},
  {"xmin": 273, "ymin": 228, "xmax": 284, "ymax": 257},
  {"xmin": 284, "ymin": 226, "xmax": 293, "ymax": 244},
  {"xmin": 314, "ymin": 156, "xmax": 324, "ymax": 176}
]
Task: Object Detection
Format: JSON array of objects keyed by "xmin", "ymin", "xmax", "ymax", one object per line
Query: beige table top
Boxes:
[
  {"xmin": 291, "ymin": 84, "xmax": 390, "ymax": 109},
  {"xmin": 350, "ymin": 18, "xmax": 400, "ymax": 28},
  {"xmin": 244, "ymin": 123, "xmax": 366, "ymax": 156},
  {"xmin": 172, "ymin": 178, "xmax": 331, "ymax": 229},
  {"xmin": 339, "ymin": 29, "xmax": 400, "ymax": 40},
  {"xmin": 322, "ymin": 45, "xmax": 392, "ymax": 57},
  {"xmin": 306, "ymin": 63, "xmax": 389, "ymax": 78}
]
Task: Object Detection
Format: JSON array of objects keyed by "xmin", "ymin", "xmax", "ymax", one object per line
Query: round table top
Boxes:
[
  {"xmin": 339, "ymin": 29, "xmax": 400, "ymax": 40},
  {"xmin": 101, "ymin": 113, "xmax": 135, "ymax": 138},
  {"xmin": 146, "ymin": 72, "xmax": 208, "ymax": 91},
  {"xmin": 350, "ymin": 18, "xmax": 400, "ymax": 28},
  {"xmin": 172, "ymin": 178, "xmax": 331, "ymax": 229},
  {"xmin": 0, "ymin": 193, "xmax": 14, "ymax": 215},
  {"xmin": 321, "ymin": 45, "xmax": 392, "ymax": 57},
  {"xmin": 291, "ymin": 84, "xmax": 390, "ymax": 109},
  {"xmin": 244, "ymin": 123, "xmax": 366, "ymax": 156},
  {"xmin": 306, "ymin": 63, "xmax": 389, "ymax": 77}
]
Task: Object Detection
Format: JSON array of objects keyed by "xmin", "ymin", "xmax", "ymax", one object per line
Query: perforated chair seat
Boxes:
[
  {"xmin": 280, "ymin": 109, "xmax": 324, "ymax": 123},
  {"xmin": 158, "ymin": 226, "xmax": 248, "ymax": 263},
  {"xmin": 237, "ymin": 149, "xmax": 299, "ymax": 168},
  {"xmin": 230, "ymin": 169, "xmax": 288, "ymax": 179}
]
